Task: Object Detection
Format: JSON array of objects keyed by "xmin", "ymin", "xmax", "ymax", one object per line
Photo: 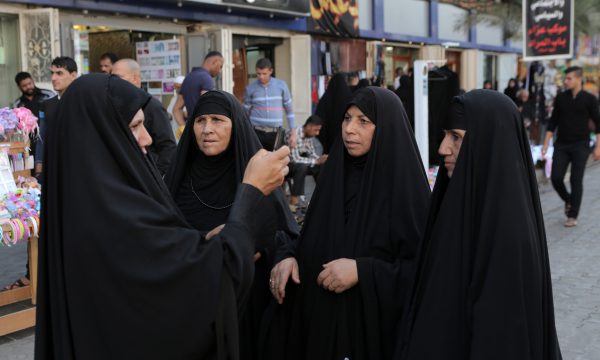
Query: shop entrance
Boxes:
[{"xmin": 231, "ymin": 35, "xmax": 282, "ymax": 102}]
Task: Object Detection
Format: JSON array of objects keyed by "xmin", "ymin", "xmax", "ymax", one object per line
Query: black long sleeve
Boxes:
[{"xmin": 547, "ymin": 90, "xmax": 600, "ymax": 145}]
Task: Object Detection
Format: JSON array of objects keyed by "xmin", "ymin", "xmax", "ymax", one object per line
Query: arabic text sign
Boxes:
[{"xmin": 523, "ymin": 0, "xmax": 573, "ymax": 60}]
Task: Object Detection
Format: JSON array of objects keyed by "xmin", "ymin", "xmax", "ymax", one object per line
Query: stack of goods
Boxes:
[
  {"xmin": 427, "ymin": 166, "xmax": 439, "ymax": 190},
  {"xmin": 0, "ymin": 180, "xmax": 41, "ymax": 246}
]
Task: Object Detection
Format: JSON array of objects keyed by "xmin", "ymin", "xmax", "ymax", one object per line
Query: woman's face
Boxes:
[
  {"xmin": 342, "ymin": 105, "xmax": 376, "ymax": 157},
  {"xmin": 193, "ymin": 114, "xmax": 233, "ymax": 156},
  {"xmin": 129, "ymin": 109, "xmax": 152, "ymax": 154},
  {"xmin": 438, "ymin": 129, "xmax": 466, "ymax": 178}
]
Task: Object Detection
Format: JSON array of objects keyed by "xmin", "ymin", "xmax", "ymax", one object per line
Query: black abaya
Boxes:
[
  {"xmin": 402, "ymin": 90, "xmax": 562, "ymax": 360},
  {"xmin": 164, "ymin": 90, "xmax": 299, "ymax": 360},
  {"xmin": 266, "ymin": 87, "xmax": 430, "ymax": 360},
  {"xmin": 35, "ymin": 74, "xmax": 266, "ymax": 360},
  {"xmin": 315, "ymin": 73, "xmax": 352, "ymax": 154}
]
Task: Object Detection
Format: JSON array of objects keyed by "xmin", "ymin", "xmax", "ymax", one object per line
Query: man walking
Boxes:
[
  {"xmin": 173, "ymin": 51, "xmax": 224, "ymax": 129},
  {"xmin": 112, "ymin": 58, "xmax": 176, "ymax": 175},
  {"xmin": 244, "ymin": 58, "xmax": 296, "ymax": 150},
  {"xmin": 542, "ymin": 66, "xmax": 600, "ymax": 227}
]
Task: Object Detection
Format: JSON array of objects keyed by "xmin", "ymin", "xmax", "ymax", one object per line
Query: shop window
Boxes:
[
  {"xmin": 0, "ymin": 14, "xmax": 20, "ymax": 107},
  {"xmin": 483, "ymin": 53, "xmax": 498, "ymax": 89}
]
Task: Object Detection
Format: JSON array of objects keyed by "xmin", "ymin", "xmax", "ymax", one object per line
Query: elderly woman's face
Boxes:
[
  {"xmin": 129, "ymin": 109, "xmax": 152, "ymax": 154},
  {"xmin": 342, "ymin": 105, "xmax": 376, "ymax": 157},
  {"xmin": 438, "ymin": 129, "xmax": 466, "ymax": 178},
  {"xmin": 193, "ymin": 114, "xmax": 233, "ymax": 156}
]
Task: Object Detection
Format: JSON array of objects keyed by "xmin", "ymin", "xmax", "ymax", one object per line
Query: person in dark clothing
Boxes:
[
  {"xmin": 427, "ymin": 65, "xmax": 460, "ymax": 165},
  {"xmin": 99, "ymin": 52, "xmax": 118, "ymax": 74},
  {"xmin": 174, "ymin": 51, "xmax": 224, "ymax": 129},
  {"xmin": 504, "ymin": 78, "xmax": 520, "ymax": 104},
  {"xmin": 263, "ymin": 87, "xmax": 430, "ymax": 360},
  {"xmin": 13, "ymin": 72, "xmax": 55, "ymax": 115},
  {"xmin": 395, "ymin": 74, "xmax": 415, "ymax": 130},
  {"xmin": 112, "ymin": 58, "xmax": 176, "ymax": 175},
  {"xmin": 12, "ymin": 72, "xmax": 54, "ymax": 160},
  {"xmin": 401, "ymin": 90, "xmax": 562, "ymax": 360},
  {"xmin": 315, "ymin": 73, "xmax": 352, "ymax": 154},
  {"xmin": 35, "ymin": 73, "xmax": 292, "ymax": 360},
  {"xmin": 351, "ymin": 78, "xmax": 371, "ymax": 92},
  {"xmin": 164, "ymin": 90, "xmax": 299, "ymax": 360},
  {"xmin": 542, "ymin": 66, "xmax": 600, "ymax": 227}
]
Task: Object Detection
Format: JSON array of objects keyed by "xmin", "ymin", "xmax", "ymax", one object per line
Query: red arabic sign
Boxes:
[{"xmin": 523, "ymin": 0, "xmax": 573, "ymax": 60}]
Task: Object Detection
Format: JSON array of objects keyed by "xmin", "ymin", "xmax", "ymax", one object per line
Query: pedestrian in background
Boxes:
[
  {"xmin": 244, "ymin": 58, "xmax": 296, "ymax": 150},
  {"xmin": 542, "ymin": 66, "xmax": 600, "ymax": 227},
  {"xmin": 99, "ymin": 52, "xmax": 118, "ymax": 74},
  {"xmin": 173, "ymin": 51, "xmax": 224, "ymax": 133}
]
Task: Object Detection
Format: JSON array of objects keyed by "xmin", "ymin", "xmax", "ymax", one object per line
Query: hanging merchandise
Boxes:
[{"xmin": 0, "ymin": 107, "xmax": 39, "ymax": 141}]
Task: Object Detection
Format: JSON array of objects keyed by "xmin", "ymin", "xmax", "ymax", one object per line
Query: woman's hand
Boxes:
[
  {"xmin": 316, "ymin": 258, "xmax": 358, "ymax": 294},
  {"xmin": 270, "ymin": 257, "xmax": 301, "ymax": 304},
  {"xmin": 206, "ymin": 224, "xmax": 225, "ymax": 240}
]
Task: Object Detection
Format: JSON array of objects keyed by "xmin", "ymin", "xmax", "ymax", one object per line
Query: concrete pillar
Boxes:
[
  {"xmin": 460, "ymin": 49, "xmax": 479, "ymax": 91},
  {"xmin": 290, "ymin": 34, "xmax": 311, "ymax": 127}
]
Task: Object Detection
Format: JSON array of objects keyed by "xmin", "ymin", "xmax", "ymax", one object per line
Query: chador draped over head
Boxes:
[
  {"xmin": 36, "ymin": 74, "xmax": 266, "ymax": 360},
  {"xmin": 164, "ymin": 90, "xmax": 299, "ymax": 360},
  {"xmin": 264, "ymin": 87, "xmax": 430, "ymax": 360},
  {"xmin": 402, "ymin": 90, "xmax": 562, "ymax": 359},
  {"xmin": 315, "ymin": 73, "xmax": 352, "ymax": 154}
]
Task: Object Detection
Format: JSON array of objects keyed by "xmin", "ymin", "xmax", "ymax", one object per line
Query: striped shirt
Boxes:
[{"xmin": 243, "ymin": 77, "xmax": 295, "ymax": 128}]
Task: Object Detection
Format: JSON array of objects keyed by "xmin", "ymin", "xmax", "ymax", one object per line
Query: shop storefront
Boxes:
[
  {"xmin": 369, "ymin": 42, "xmax": 420, "ymax": 89},
  {"xmin": 0, "ymin": 4, "xmax": 60, "ymax": 108},
  {"xmin": 58, "ymin": 12, "xmax": 188, "ymax": 105}
]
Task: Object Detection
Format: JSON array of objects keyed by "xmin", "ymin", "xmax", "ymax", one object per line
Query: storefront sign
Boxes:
[
  {"xmin": 136, "ymin": 39, "xmax": 182, "ymax": 95},
  {"xmin": 221, "ymin": 0, "xmax": 309, "ymax": 14},
  {"xmin": 523, "ymin": 0, "xmax": 573, "ymax": 60},
  {"xmin": 308, "ymin": 0, "xmax": 359, "ymax": 37}
]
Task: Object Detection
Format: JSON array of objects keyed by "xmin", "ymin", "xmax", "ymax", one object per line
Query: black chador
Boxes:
[
  {"xmin": 164, "ymin": 90, "xmax": 299, "ymax": 360},
  {"xmin": 401, "ymin": 90, "xmax": 563, "ymax": 360},
  {"xmin": 36, "ymin": 75, "xmax": 268, "ymax": 360},
  {"xmin": 263, "ymin": 87, "xmax": 430, "ymax": 359}
]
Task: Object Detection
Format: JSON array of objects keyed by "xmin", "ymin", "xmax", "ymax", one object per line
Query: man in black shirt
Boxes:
[
  {"xmin": 542, "ymin": 66, "xmax": 600, "ymax": 227},
  {"xmin": 12, "ymin": 72, "xmax": 54, "ymax": 158}
]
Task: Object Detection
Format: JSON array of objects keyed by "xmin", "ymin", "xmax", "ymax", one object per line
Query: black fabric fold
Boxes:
[
  {"xmin": 401, "ymin": 89, "xmax": 562, "ymax": 360},
  {"xmin": 35, "ymin": 74, "xmax": 262, "ymax": 360},
  {"xmin": 315, "ymin": 73, "xmax": 353, "ymax": 154}
]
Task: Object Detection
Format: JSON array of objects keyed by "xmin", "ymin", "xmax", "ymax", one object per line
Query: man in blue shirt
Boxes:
[
  {"xmin": 173, "ymin": 51, "xmax": 223, "ymax": 128},
  {"xmin": 244, "ymin": 58, "xmax": 297, "ymax": 150}
]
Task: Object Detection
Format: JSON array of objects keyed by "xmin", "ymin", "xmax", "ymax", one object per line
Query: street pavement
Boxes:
[{"xmin": 1, "ymin": 165, "xmax": 600, "ymax": 359}]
